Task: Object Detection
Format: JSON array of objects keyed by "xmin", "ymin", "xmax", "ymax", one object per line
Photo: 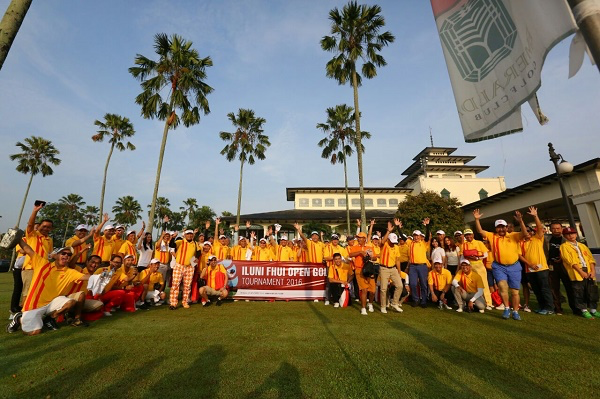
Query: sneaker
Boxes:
[
  {"xmin": 478, "ymin": 309, "xmax": 485, "ymax": 314},
  {"xmin": 155, "ymin": 301, "xmax": 163, "ymax": 307},
  {"xmin": 8, "ymin": 312, "xmax": 14, "ymax": 321},
  {"xmin": 582, "ymin": 310, "xmax": 594, "ymax": 319},
  {"xmin": 590, "ymin": 311, "xmax": 598, "ymax": 318},
  {"xmin": 361, "ymin": 308, "xmax": 368, "ymax": 316},
  {"xmin": 103, "ymin": 311, "xmax": 113, "ymax": 316},
  {"xmin": 202, "ymin": 301, "xmax": 211, "ymax": 307},
  {"xmin": 135, "ymin": 300, "xmax": 144, "ymax": 307},
  {"xmin": 169, "ymin": 305, "xmax": 177, "ymax": 310},
  {"xmin": 6, "ymin": 312, "xmax": 22, "ymax": 333},
  {"xmin": 333, "ymin": 303, "xmax": 339, "ymax": 308},
  {"xmin": 182, "ymin": 303, "xmax": 190, "ymax": 309},
  {"xmin": 44, "ymin": 317, "xmax": 59, "ymax": 331},
  {"xmin": 381, "ymin": 308, "xmax": 388, "ymax": 314},
  {"xmin": 216, "ymin": 299, "xmax": 223, "ymax": 307},
  {"xmin": 367, "ymin": 304, "xmax": 374, "ymax": 313},
  {"xmin": 547, "ymin": 310, "xmax": 555, "ymax": 315},
  {"xmin": 438, "ymin": 301, "xmax": 443, "ymax": 310},
  {"xmin": 456, "ymin": 307, "xmax": 463, "ymax": 313},
  {"xmin": 486, "ymin": 306, "xmax": 493, "ymax": 310},
  {"xmin": 443, "ymin": 303, "xmax": 452, "ymax": 310},
  {"xmin": 537, "ymin": 309, "xmax": 549, "ymax": 315},
  {"xmin": 496, "ymin": 304, "xmax": 506, "ymax": 310},
  {"xmin": 70, "ymin": 318, "xmax": 88, "ymax": 327},
  {"xmin": 324, "ymin": 300, "xmax": 330, "ymax": 306},
  {"xmin": 502, "ymin": 308, "xmax": 511, "ymax": 319},
  {"xmin": 523, "ymin": 305, "xmax": 532, "ymax": 313},
  {"xmin": 512, "ymin": 311, "xmax": 522, "ymax": 321},
  {"xmin": 391, "ymin": 304, "xmax": 403, "ymax": 313}
]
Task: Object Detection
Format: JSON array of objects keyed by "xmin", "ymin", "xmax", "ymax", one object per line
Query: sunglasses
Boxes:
[{"xmin": 59, "ymin": 252, "xmax": 71, "ymax": 256}]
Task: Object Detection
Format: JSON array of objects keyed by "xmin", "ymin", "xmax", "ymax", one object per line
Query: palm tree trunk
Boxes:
[
  {"xmin": 99, "ymin": 143, "xmax": 114, "ymax": 218},
  {"xmin": 15, "ymin": 172, "xmax": 34, "ymax": 228},
  {"xmin": 62, "ymin": 220, "xmax": 70, "ymax": 246},
  {"xmin": 148, "ymin": 119, "xmax": 171, "ymax": 235},
  {"xmin": 0, "ymin": 0, "xmax": 33, "ymax": 71},
  {"xmin": 236, "ymin": 160, "xmax": 245, "ymax": 227},
  {"xmin": 351, "ymin": 68, "xmax": 366, "ymax": 233},
  {"xmin": 343, "ymin": 157, "xmax": 351, "ymax": 236}
]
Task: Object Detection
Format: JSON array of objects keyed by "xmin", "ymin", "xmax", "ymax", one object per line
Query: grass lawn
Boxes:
[{"xmin": 1, "ymin": 272, "xmax": 599, "ymax": 399}]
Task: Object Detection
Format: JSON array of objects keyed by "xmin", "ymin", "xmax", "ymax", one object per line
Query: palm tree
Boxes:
[
  {"xmin": 92, "ymin": 113, "xmax": 136, "ymax": 218},
  {"xmin": 58, "ymin": 194, "xmax": 85, "ymax": 245},
  {"xmin": 147, "ymin": 196, "xmax": 171, "ymax": 232},
  {"xmin": 9, "ymin": 136, "xmax": 61, "ymax": 228},
  {"xmin": 0, "ymin": 0, "xmax": 33, "ymax": 70},
  {"xmin": 112, "ymin": 195, "xmax": 142, "ymax": 228},
  {"xmin": 83, "ymin": 205, "xmax": 100, "ymax": 226},
  {"xmin": 180, "ymin": 197, "xmax": 198, "ymax": 224},
  {"xmin": 321, "ymin": 1, "xmax": 394, "ymax": 231},
  {"xmin": 219, "ymin": 109, "xmax": 270, "ymax": 227},
  {"xmin": 317, "ymin": 104, "xmax": 370, "ymax": 235},
  {"xmin": 129, "ymin": 33, "xmax": 214, "ymax": 233}
]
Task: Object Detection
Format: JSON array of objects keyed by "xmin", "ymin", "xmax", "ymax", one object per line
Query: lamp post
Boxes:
[{"xmin": 548, "ymin": 143, "xmax": 577, "ymax": 231}]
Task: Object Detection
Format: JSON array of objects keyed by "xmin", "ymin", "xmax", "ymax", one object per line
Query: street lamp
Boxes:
[{"xmin": 548, "ymin": 142, "xmax": 577, "ymax": 231}]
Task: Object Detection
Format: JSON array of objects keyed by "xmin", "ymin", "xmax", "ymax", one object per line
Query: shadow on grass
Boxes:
[
  {"xmin": 306, "ymin": 302, "xmax": 381, "ymax": 398},
  {"xmin": 244, "ymin": 362, "xmax": 302, "ymax": 399},
  {"xmin": 148, "ymin": 344, "xmax": 226, "ymax": 397},
  {"xmin": 388, "ymin": 319, "xmax": 564, "ymax": 399}
]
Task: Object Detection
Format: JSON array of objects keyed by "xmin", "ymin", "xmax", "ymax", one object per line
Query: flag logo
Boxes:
[{"xmin": 439, "ymin": 0, "xmax": 517, "ymax": 82}]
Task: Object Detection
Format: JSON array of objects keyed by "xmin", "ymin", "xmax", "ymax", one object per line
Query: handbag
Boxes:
[
  {"xmin": 339, "ymin": 284, "xmax": 350, "ymax": 308},
  {"xmin": 361, "ymin": 255, "xmax": 380, "ymax": 279},
  {"xmin": 491, "ymin": 291, "xmax": 503, "ymax": 307},
  {"xmin": 462, "ymin": 249, "xmax": 480, "ymax": 258}
]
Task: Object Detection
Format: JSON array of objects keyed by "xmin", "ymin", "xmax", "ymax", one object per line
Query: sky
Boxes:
[{"xmin": 0, "ymin": 0, "xmax": 599, "ymax": 234}]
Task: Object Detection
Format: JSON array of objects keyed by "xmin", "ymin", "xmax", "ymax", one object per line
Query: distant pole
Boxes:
[
  {"xmin": 429, "ymin": 127, "xmax": 434, "ymax": 147},
  {"xmin": 567, "ymin": 0, "xmax": 600, "ymax": 73},
  {"xmin": 548, "ymin": 143, "xmax": 578, "ymax": 234}
]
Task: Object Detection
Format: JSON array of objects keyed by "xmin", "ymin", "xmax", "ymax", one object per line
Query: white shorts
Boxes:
[
  {"xmin": 145, "ymin": 290, "xmax": 162, "ymax": 302},
  {"xmin": 21, "ymin": 296, "xmax": 74, "ymax": 333}
]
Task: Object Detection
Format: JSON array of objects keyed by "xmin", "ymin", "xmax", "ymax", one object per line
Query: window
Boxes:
[
  {"xmin": 377, "ymin": 199, "xmax": 387, "ymax": 207},
  {"xmin": 338, "ymin": 198, "xmax": 346, "ymax": 207},
  {"xmin": 351, "ymin": 198, "xmax": 360, "ymax": 207},
  {"xmin": 299, "ymin": 198, "xmax": 309, "ymax": 207},
  {"xmin": 389, "ymin": 199, "xmax": 399, "ymax": 207},
  {"xmin": 441, "ymin": 188, "xmax": 450, "ymax": 199},
  {"xmin": 479, "ymin": 188, "xmax": 488, "ymax": 200},
  {"xmin": 364, "ymin": 199, "xmax": 373, "ymax": 207},
  {"xmin": 325, "ymin": 198, "xmax": 335, "ymax": 207},
  {"xmin": 312, "ymin": 198, "xmax": 322, "ymax": 207}
]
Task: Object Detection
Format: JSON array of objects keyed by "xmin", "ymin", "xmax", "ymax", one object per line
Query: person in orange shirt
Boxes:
[
  {"xmin": 118, "ymin": 224, "xmax": 145, "ymax": 265},
  {"xmin": 113, "ymin": 225, "xmax": 126, "ymax": 256},
  {"xmin": 199, "ymin": 256, "xmax": 229, "ymax": 306},
  {"xmin": 461, "ymin": 228, "xmax": 492, "ymax": 309},
  {"xmin": 295, "ymin": 223, "xmax": 325, "ymax": 264},
  {"xmin": 153, "ymin": 231, "xmax": 172, "ymax": 283},
  {"xmin": 92, "ymin": 213, "xmax": 116, "ymax": 266},
  {"xmin": 348, "ymin": 232, "xmax": 378, "ymax": 315},
  {"xmin": 451, "ymin": 259, "xmax": 486, "ymax": 313},
  {"xmin": 169, "ymin": 229, "xmax": 198, "ymax": 310},
  {"xmin": 212, "ymin": 217, "xmax": 231, "ymax": 260},
  {"xmin": 428, "ymin": 259, "xmax": 453, "ymax": 310},
  {"xmin": 137, "ymin": 259, "xmax": 166, "ymax": 306},
  {"xmin": 65, "ymin": 224, "xmax": 96, "ymax": 269},
  {"xmin": 474, "ymin": 208, "xmax": 527, "ymax": 320},
  {"xmin": 7, "ymin": 239, "xmax": 89, "ymax": 335}
]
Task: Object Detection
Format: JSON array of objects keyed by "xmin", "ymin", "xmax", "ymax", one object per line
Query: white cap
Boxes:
[
  {"xmin": 388, "ymin": 233, "xmax": 398, "ymax": 244},
  {"xmin": 184, "ymin": 229, "xmax": 194, "ymax": 234},
  {"xmin": 239, "ymin": 236, "xmax": 247, "ymax": 241},
  {"xmin": 310, "ymin": 231, "xmax": 319, "ymax": 236},
  {"xmin": 207, "ymin": 255, "xmax": 217, "ymax": 261},
  {"xmin": 219, "ymin": 234, "xmax": 227, "ymax": 239},
  {"xmin": 280, "ymin": 235, "xmax": 288, "ymax": 241},
  {"xmin": 203, "ymin": 241, "xmax": 212, "ymax": 246},
  {"xmin": 126, "ymin": 230, "xmax": 135, "ymax": 236},
  {"xmin": 412, "ymin": 230, "xmax": 424, "ymax": 236},
  {"xmin": 454, "ymin": 230, "xmax": 463, "ymax": 236},
  {"xmin": 331, "ymin": 234, "xmax": 340, "ymax": 240},
  {"xmin": 150, "ymin": 258, "xmax": 160, "ymax": 264},
  {"xmin": 259, "ymin": 238, "xmax": 267, "ymax": 243},
  {"xmin": 104, "ymin": 224, "xmax": 115, "ymax": 231},
  {"xmin": 372, "ymin": 235, "xmax": 380, "ymax": 240},
  {"xmin": 495, "ymin": 219, "xmax": 508, "ymax": 227},
  {"xmin": 116, "ymin": 225, "xmax": 124, "ymax": 230},
  {"xmin": 436, "ymin": 230, "xmax": 445, "ymax": 235},
  {"xmin": 432, "ymin": 255, "xmax": 443, "ymax": 264},
  {"xmin": 460, "ymin": 257, "xmax": 471, "ymax": 265},
  {"xmin": 124, "ymin": 254, "xmax": 134, "ymax": 259},
  {"xmin": 75, "ymin": 224, "xmax": 88, "ymax": 231}
]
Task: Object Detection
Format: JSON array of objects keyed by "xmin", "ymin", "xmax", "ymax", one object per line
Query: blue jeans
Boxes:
[{"xmin": 409, "ymin": 263, "xmax": 429, "ymax": 304}]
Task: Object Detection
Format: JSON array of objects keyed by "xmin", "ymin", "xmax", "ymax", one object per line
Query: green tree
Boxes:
[
  {"xmin": 321, "ymin": 1, "xmax": 394, "ymax": 232},
  {"xmin": 113, "ymin": 195, "xmax": 142, "ymax": 228},
  {"xmin": 301, "ymin": 221, "xmax": 332, "ymax": 239},
  {"xmin": 396, "ymin": 191, "xmax": 464, "ymax": 237},
  {"xmin": 189, "ymin": 205, "xmax": 216, "ymax": 231},
  {"xmin": 147, "ymin": 196, "xmax": 171, "ymax": 232},
  {"xmin": 317, "ymin": 104, "xmax": 370, "ymax": 236},
  {"xmin": 219, "ymin": 108, "xmax": 270, "ymax": 227},
  {"xmin": 180, "ymin": 197, "xmax": 198, "ymax": 224},
  {"xmin": 0, "ymin": 0, "xmax": 33, "ymax": 71},
  {"xmin": 9, "ymin": 136, "xmax": 61, "ymax": 228},
  {"xmin": 83, "ymin": 205, "xmax": 100, "ymax": 226},
  {"xmin": 58, "ymin": 193, "xmax": 85, "ymax": 245},
  {"xmin": 38, "ymin": 202, "xmax": 69, "ymax": 245},
  {"xmin": 130, "ymin": 33, "xmax": 214, "ymax": 233},
  {"xmin": 92, "ymin": 113, "xmax": 136, "ymax": 218}
]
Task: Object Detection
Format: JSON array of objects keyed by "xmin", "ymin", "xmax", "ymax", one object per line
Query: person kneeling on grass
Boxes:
[
  {"xmin": 451, "ymin": 259, "xmax": 486, "ymax": 314},
  {"xmin": 428, "ymin": 258, "xmax": 453, "ymax": 310},
  {"xmin": 328, "ymin": 253, "xmax": 353, "ymax": 308},
  {"xmin": 199, "ymin": 256, "xmax": 229, "ymax": 306},
  {"xmin": 560, "ymin": 227, "xmax": 598, "ymax": 319},
  {"xmin": 137, "ymin": 259, "xmax": 166, "ymax": 306},
  {"xmin": 7, "ymin": 240, "xmax": 90, "ymax": 335}
]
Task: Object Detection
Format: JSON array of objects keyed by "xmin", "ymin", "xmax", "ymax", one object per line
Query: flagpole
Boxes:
[{"xmin": 567, "ymin": 0, "xmax": 600, "ymax": 73}]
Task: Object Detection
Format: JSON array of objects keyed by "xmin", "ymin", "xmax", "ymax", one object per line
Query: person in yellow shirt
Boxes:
[
  {"xmin": 397, "ymin": 234, "xmax": 410, "ymax": 272},
  {"xmin": 394, "ymin": 217, "xmax": 431, "ymax": 308},
  {"xmin": 137, "ymin": 259, "xmax": 166, "ymax": 306},
  {"xmin": 271, "ymin": 235, "xmax": 296, "ymax": 261},
  {"xmin": 118, "ymin": 225, "xmax": 145, "ymax": 265},
  {"xmin": 169, "ymin": 229, "xmax": 198, "ymax": 310},
  {"xmin": 20, "ymin": 203, "xmax": 54, "ymax": 304},
  {"xmin": 461, "ymin": 228, "xmax": 492, "ymax": 309},
  {"xmin": 348, "ymin": 232, "xmax": 378, "ymax": 315},
  {"xmin": 153, "ymin": 231, "xmax": 172, "ymax": 283},
  {"xmin": 294, "ymin": 223, "xmax": 325, "ymax": 263},
  {"xmin": 252, "ymin": 238, "xmax": 273, "ymax": 261},
  {"xmin": 451, "ymin": 259, "xmax": 486, "ymax": 313},
  {"xmin": 7, "ymin": 239, "xmax": 89, "ymax": 335},
  {"xmin": 323, "ymin": 233, "xmax": 350, "ymax": 306},
  {"xmin": 113, "ymin": 225, "xmax": 126, "ymax": 256},
  {"xmin": 428, "ymin": 259, "xmax": 453, "ymax": 310},
  {"xmin": 65, "ymin": 224, "xmax": 96, "ymax": 269},
  {"xmin": 231, "ymin": 235, "xmax": 252, "ymax": 261},
  {"xmin": 474, "ymin": 208, "xmax": 527, "ymax": 320},
  {"xmin": 518, "ymin": 207, "xmax": 554, "ymax": 315},
  {"xmin": 286, "ymin": 239, "xmax": 297, "ymax": 261},
  {"xmin": 376, "ymin": 223, "xmax": 405, "ymax": 314},
  {"xmin": 327, "ymin": 253, "xmax": 354, "ymax": 307},
  {"xmin": 199, "ymin": 256, "xmax": 229, "ymax": 306},
  {"xmin": 212, "ymin": 217, "xmax": 231, "ymax": 260},
  {"xmin": 92, "ymin": 213, "xmax": 116, "ymax": 265},
  {"xmin": 560, "ymin": 227, "xmax": 598, "ymax": 319}
]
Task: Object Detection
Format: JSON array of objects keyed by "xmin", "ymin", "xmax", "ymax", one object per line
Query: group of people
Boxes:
[{"xmin": 5, "ymin": 202, "xmax": 598, "ymax": 335}]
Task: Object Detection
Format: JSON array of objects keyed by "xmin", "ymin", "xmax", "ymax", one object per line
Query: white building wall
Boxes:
[{"xmin": 408, "ymin": 176, "xmax": 506, "ymax": 205}]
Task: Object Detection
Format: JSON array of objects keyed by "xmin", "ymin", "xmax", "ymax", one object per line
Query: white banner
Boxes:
[{"xmin": 431, "ymin": 0, "xmax": 576, "ymax": 142}]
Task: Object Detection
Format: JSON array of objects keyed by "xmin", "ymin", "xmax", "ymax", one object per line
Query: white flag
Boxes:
[{"xmin": 431, "ymin": 0, "xmax": 576, "ymax": 142}]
